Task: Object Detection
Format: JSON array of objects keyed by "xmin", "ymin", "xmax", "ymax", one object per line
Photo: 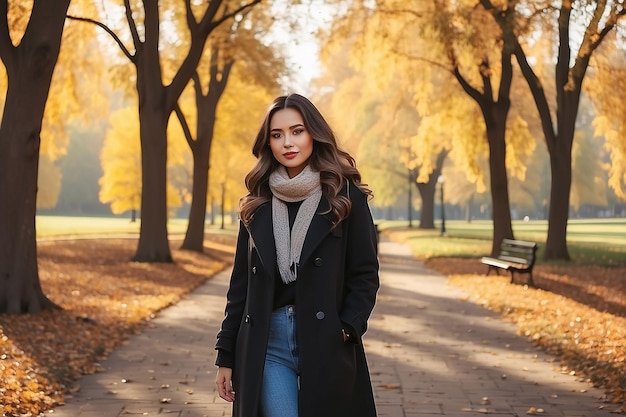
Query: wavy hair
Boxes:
[{"xmin": 239, "ymin": 93, "xmax": 371, "ymax": 226}]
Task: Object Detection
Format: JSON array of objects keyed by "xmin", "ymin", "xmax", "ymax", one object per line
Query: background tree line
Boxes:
[
  {"xmin": 314, "ymin": 0, "xmax": 626, "ymax": 257},
  {"xmin": 0, "ymin": 0, "xmax": 625, "ymax": 314}
]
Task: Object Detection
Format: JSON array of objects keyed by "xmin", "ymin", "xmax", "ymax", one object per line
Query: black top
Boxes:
[
  {"xmin": 272, "ymin": 200, "xmax": 301, "ymax": 310},
  {"xmin": 216, "ymin": 200, "xmax": 305, "ymax": 367}
]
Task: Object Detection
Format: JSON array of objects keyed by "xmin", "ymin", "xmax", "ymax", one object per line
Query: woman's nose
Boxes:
[{"xmin": 283, "ymin": 135, "xmax": 294, "ymax": 147}]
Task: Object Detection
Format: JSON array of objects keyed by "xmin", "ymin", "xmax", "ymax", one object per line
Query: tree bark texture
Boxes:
[
  {"xmin": 134, "ymin": 104, "xmax": 172, "ymax": 262},
  {"xmin": 485, "ymin": 111, "xmax": 514, "ymax": 256},
  {"xmin": 181, "ymin": 56, "xmax": 233, "ymax": 252},
  {"xmin": 0, "ymin": 1, "xmax": 70, "ymax": 313},
  {"xmin": 417, "ymin": 182, "xmax": 435, "ymax": 229},
  {"xmin": 416, "ymin": 149, "xmax": 448, "ymax": 229},
  {"xmin": 182, "ymin": 148, "xmax": 210, "ymax": 252},
  {"xmin": 543, "ymin": 83, "xmax": 579, "ymax": 260},
  {"xmin": 510, "ymin": 1, "xmax": 619, "ymax": 260},
  {"xmin": 130, "ymin": 0, "xmax": 253, "ymax": 261},
  {"xmin": 454, "ymin": 58, "xmax": 515, "ymax": 256}
]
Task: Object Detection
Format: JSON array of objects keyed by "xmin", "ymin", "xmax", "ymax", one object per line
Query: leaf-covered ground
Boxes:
[
  {"xmin": 426, "ymin": 257, "xmax": 626, "ymax": 413},
  {"xmin": 1, "ymin": 239, "xmax": 625, "ymax": 415},
  {"xmin": 0, "ymin": 238, "xmax": 231, "ymax": 417}
]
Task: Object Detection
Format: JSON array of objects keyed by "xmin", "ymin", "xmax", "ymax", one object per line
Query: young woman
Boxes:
[{"xmin": 215, "ymin": 93, "xmax": 379, "ymax": 417}]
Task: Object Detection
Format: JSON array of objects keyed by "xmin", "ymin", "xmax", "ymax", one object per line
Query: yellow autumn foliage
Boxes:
[
  {"xmin": 99, "ymin": 106, "xmax": 187, "ymax": 216},
  {"xmin": 1, "ymin": 0, "xmax": 108, "ymax": 209},
  {"xmin": 587, "ymin": 41, "xmax": 626, "ymax": 201}
]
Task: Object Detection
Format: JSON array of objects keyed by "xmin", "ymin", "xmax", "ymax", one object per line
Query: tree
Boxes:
[
  {"xmin": 430, "ymin": 1, "xmax": 517, "ymax": 254},
  {"xmin": 586, "ymin": 39, "xmax": 626, "ymax": 203},
  {"xmin": 208, "ymin": 72, "xmax": 274, "ymax": 225},
  {"xmin": 482, "ymin": 0, "xmax": 626, "ymax": 259},
  {"xmin": 314, "ymin": 37, "xmax": 457, "ymax": 228},
  {"xmin": 322, "ymin": 1, "xmax": 536, "ymax": 254},
  {"xmin": 0, "ymin": 1, "xmax": 71, "ymax": 313},
  {"xmin": 69, "ymin": 0, "xmax": 260, "ymax": 262},
  {"xmin": 175, "ymin": 11, "xmax": 283, "ymax": 251}
]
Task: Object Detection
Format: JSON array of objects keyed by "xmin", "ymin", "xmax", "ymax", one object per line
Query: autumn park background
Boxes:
[{"xmin": 0, "ymin": 1, "xmax": 625, "ymax": 415}]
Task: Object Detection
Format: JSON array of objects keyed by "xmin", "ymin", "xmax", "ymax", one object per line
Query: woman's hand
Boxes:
[{"xmin": 215, "ymin": 367, "xmax": 235, "ymax": 402}]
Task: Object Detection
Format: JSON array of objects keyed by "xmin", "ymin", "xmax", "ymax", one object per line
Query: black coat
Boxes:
[{"xmin": 215, "ymin": 181, "xmax": 379, "ymax": 417}]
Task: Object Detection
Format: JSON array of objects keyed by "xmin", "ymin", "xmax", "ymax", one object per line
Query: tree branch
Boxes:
[
  {"xmin": 480, "ymin": 59, "xmax": 494, "ymax": 101},
  {"xmin": 0, "ymin": 0, "xmax": 14, "ymax": 65},
  {"xmin": 454, "ymin": 66, "xmax": 483, "ymax": 103},
  {"xmin": 377, "ymin": 7, "xmax": 424, "ymax": 19},
  {"xmin": 513, "ymin": 41, "xmax": 556, "ymax": 151},
  {"xmin": 555, "ymin": 2, "xmax": 571, "ymax": 93},
  {"xmin": 498, "ymin": 50, "xmax": 513, "ymax": 104},
  {"xmin": 389, "ymin": 47, "xmax": 454, "ymax": 74},
  {"xmin": 174, "ymin": 101, "xmax": 195, "ymax": 150},
  {"xmin": 124, "ymin": 0, "xmax": 141, "ymax": 50},
  {"xmin": 207, "ymin": 0, "xmax": 261, "ymax": 33},
  {"xmin": 66, "ymin": 15, "xmax": 135, "ymax": 62},
  {"xmin": 168, "ymin": 0, "xmax": 260, "ymax": 107}
]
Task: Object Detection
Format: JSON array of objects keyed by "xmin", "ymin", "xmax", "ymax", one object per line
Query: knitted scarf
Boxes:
[{"xmin": 269, "ymin": 165, "xmax": 323, "ymax": 284}]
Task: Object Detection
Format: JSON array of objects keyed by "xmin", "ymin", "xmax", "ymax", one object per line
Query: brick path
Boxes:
[{"xmin": 50, "ymin": 239, "xmax": 616, "ymax": 417}]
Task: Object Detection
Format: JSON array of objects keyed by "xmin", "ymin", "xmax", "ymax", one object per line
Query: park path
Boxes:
[{"xmin": 50, "ymin": 239, "xmax": 616, "ymax": 417}]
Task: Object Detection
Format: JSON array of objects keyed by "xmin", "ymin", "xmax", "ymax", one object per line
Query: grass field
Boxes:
[
  {"xmin": 376, "ymin": 218, "xmax": 626, "ymax": 266},
  {"xmin": 35, "ymin": 215, "xmax": 238, "ymax": 238},
  {"xmin": 35, "ymin": 215, "xmax": 625, "ymax": 265}
]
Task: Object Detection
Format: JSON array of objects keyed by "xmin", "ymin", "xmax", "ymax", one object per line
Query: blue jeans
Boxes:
[{"xmin": 260, "ymin": 305, "xmax": 299, "ymax": 417}]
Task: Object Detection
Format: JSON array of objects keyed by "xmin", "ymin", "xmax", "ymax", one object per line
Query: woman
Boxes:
[{"xmin": 215, "ymin": 93, "xmax": 379, "ymax": 417}]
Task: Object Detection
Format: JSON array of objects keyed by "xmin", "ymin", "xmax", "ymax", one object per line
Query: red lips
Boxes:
[{"xmin": 283, "ymin": 152, "xmax": 298, "ymax": 159}]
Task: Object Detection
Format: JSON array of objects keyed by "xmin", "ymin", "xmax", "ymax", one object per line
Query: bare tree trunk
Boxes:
[
  {"xmin": 544, "ymin": 92, "xmax": 578, "ymax": 259},
  {"xmin": 417, "ymin": 181, "xmax": 435, "ymax": 229},
  {"xmin": 181, "ymin": 55, "xmax": 233, "ymax": 252},
  {"xmin": 503, "ymin": 1, "xmax": 620, "ymax": 260},
  {"xmin": 486, "ymin": 114, "xmax": 514, "ymax": 255},
  {"xmin": 128, "ymin": 1, "xmax": 259, "ymax": 261},
  {"xmin": 416, "ymin": 149, "xmax": 448, "ymax": 229},
  {"xmin": 134, "ymin": 104, "xmax": 172, "ymax": 262},
  {"xmin": 453, "ymin": 54, "xmax": 515, "ymax": 256},
  {"xmin": 0, "ymin": 1, "xmax": 70, "ymax": 313},
  {"xmin": 182, "ymin": 148, "xmax": 210, "ymax": 251},
  {"xmin": 465, "ymin": 194, "xmax": 474, "ymax": 222},
  {"xmin": 545, "ymin": 144, "xmax": 573, "ymax": 259}
]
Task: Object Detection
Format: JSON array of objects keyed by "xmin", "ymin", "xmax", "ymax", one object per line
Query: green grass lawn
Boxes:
[
  {"xmin": 35, "ymin": 215, "xmax": 625, "ymax": 265},
  {"xmin": 377, "ymin": 218, "xmax": 626, "ymax": 266},
  {"xmin": 35, "ymin": 215, "xmax": 237, "ymax": 238}
]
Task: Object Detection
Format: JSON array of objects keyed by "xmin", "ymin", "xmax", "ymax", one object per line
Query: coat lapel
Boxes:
[
  {"xmin": 248, "ymin": 202, "xmax": 277, "ymax": 277},
  {"xmin": 299, "ymin": 197, "xmax": 336, "ymax": 267}
]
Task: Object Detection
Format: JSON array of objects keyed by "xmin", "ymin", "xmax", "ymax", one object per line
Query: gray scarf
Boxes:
[{"xmin": 269, "ymin": 165, "xmax": 323, "ymax": 284}]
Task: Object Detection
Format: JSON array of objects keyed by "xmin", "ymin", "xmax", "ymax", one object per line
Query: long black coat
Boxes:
[{"xmin": 215, "ymin": 182, "xmax": 379, "ymax": 417}]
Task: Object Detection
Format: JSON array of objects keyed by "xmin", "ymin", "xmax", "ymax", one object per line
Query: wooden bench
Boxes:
[{"xmin": 481, "ymin": 238, "xmax": 538, "ymax": 286}]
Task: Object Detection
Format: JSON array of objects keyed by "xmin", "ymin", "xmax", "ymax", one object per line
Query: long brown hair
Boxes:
[{"xmin": 239, "ymin": 93, "xmax": 371, "ymax": 225}]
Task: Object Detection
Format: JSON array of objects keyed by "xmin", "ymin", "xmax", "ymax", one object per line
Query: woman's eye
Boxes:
[
  {"xmin": 271, "ymin": 133, "xmax": 282, "ymax": 139},
  {"xmin": 293, "ymin": 129, "xmax": 304, "ymax": 135}
]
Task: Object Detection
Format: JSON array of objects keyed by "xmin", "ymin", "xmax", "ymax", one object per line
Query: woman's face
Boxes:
[{"xmin": 269, "ymin": 108, "xmax": 314, "ymax": 178}]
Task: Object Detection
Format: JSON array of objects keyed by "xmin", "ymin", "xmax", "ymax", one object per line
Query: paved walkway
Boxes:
[{"xmin": 51, "ymin": 240, "xmax": 616, "ymax": 417}]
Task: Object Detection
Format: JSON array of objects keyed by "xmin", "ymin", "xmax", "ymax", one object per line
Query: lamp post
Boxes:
[
  {"xmin": 220, "ymin": 182, "xmax": 226, "ymax": 230},
  {"xmin": 437, "ymin": 175, "xmax": 446, "ymax": 236},
  {"xmin": 408, "ymin": 168, "xmax": 413, "ymax": 228}
]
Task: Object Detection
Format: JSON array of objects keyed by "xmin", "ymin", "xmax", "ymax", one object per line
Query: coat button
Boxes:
[
  {"xmin": 245, "ymin": 314, "xmax": 251, "ymax": 323},
  {"xmin": 315, "ymin": 311, "xmax": 325, "ymax": 320},
  {"xmin": 314, "ymin": 257, "xmax": 322, "ymax": 266},
  {"xmin": 252, "ymin": 266, "xmax": 257, "ymax": 274}
]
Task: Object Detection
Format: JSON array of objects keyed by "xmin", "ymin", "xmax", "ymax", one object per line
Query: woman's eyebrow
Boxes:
[{"xmin": 270, "ymin": 123, "xmax": 304, "ymax": 132}]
